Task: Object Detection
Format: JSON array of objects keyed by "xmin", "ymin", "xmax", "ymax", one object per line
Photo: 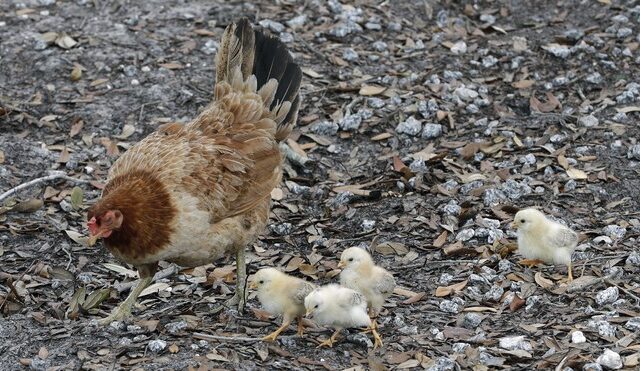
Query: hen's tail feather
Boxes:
[{"xmin": 215, "ymin": 18, "xmax": 301, "ymax": 142}]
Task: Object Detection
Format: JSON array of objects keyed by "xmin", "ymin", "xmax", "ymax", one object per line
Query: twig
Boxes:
[
  {"xmin": 113, "ymin": 264, "xmax": 180, "ymax": 293},
  {"xmin": 0, "ymin": 261, "xmax": 35, "ymax": 311},
  {"xmin": 279, "ymin": 142, "xmax": 311, "ymax": 167},
  {"xmin": 193, "ymin": 332, "xmax": 285, "ymax": 343},
  {"xmin": 0, "ymin": 171, "xmax": 90, "ymax": 203}
]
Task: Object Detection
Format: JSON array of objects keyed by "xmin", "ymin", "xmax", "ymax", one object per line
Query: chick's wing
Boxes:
[
  {"xmin": 375, "ymin": 272, "xmax": 396, "ymax": 296},
  {"xmin": 544, "ymin": 226, "xmax": 578, "ymax": 249},
  {"xmin": 292, "ymin": 281, "xmax": 316, "ymax": 305}
]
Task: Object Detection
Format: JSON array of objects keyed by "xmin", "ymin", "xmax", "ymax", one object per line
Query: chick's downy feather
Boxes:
[
  {"xmin": 304, "ymin": 284, "xmax": 371, "ymax": 329},
  {"xmin": 252, "ymin": 268, "xmax": 315, "ymax": 318}
]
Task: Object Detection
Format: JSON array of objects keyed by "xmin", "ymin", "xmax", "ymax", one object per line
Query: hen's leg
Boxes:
[
  {"xmin": 99, "ymin": 264, "xmax": 157, "ymax": 325},
  {"xmin": 263, "ymin": 313, "xmax": 292, "ymax": 342},
  {"xmin": 225, "ymin": 246, "xmax": 247, "ymax": 312}
]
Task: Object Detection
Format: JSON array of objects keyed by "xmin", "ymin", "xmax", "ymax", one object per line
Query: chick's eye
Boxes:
[
  {"xmin": 520, "ymin": 219, "xmax": 525, "ymax": 223},
  {"xmin": 348, "ymin": 258, "xmax": 354, "ymax": 262},
  {"xmin": 314, "ymin": 304, "xmax": 318, "ymax": 308},
  {"xmin": 259, "ymin": 280, "xmax": 264, "ymax": 284}
]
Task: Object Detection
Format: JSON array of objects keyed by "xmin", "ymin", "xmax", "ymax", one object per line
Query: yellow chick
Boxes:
[
  {"xmin": 249, "ymin": 268, "xmax": 316, "ymax": 342},
  {"xmin": 512, "ymin": 208, "xmax": 578, "ymax": 281},
  {"xmin": 338, "ymin": 247, "xmax": 396, "ymax": 320},
  {"xmin": 304, "ymin": 284, "xmax": 382, "ymax": 348}
]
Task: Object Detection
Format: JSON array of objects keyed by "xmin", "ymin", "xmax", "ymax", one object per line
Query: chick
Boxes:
[
  {"xmin": 338, "ymin": 247, "xmax": 396, "ymax": 320},
  {"xmin": 249, "ymin": 268, "xmax": 316, "ymax": 342},
  {"xmin": 304, "ymin": 284, "xmax": 382, "ymax": 348},
  {"xmin": 512, "ymin": 208, "xmax": 578, "ymax": 281}
]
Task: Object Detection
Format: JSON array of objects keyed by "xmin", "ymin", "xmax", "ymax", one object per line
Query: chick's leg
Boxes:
[
  {"xmin": 99, "ymin": 264, "xmax": 156, "ymax": 325},
  {"xmin": 296, "ymin": 316, "xmax": 305, "ymax": 337},
  {"xmin": 317, "ymin": 329, "xmax": 341, "ymax": 348},
  {"xmin": 225, "ymin": 246, "xmax": 247, "ymax": 312},
  {"xmin": 567, "ymin": 262, "xmax": 573, "ymax": 281},
  {"xmin": 264, "ymin": 314, "xmax": 292, "ymax": 342},
  {"xmin": 371, "ymin": 325, "xmax": 383, "ymax": 349}
]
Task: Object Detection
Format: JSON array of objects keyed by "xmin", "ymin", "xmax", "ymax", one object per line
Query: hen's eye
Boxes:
[
  {"xmin": 348, "ymin": 258, "xmax": 354, "ymax": 262},
  {"xmin": 520, "ymin": 219, "xmax": 525, "ymax": 223}
]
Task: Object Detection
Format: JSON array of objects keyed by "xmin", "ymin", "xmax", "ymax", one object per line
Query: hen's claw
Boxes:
[{"xmin": 98, "ymin": 276, "xmax": 152, "ymax": 325}]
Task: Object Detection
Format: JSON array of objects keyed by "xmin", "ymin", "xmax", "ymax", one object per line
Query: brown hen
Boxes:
[{"xmin": 86, "ymin": 18, "xmax": 301, "ymax": 324}]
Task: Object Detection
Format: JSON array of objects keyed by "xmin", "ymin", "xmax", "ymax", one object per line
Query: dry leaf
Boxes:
[
  {"xmin": 534, "ymin": 272, "xmax": 554, "ymax": 289},
  {"xmin": 512, "ymin": 80, "xmax": 535, "ymax": 89},
  {"xmin": 435, "ymin": 280, "xmax": 468, "ymax": 297},
  {"xmin": 114, "ymin": 124, "xmax": 136, "ymax": 139},
  {"xmin": 69, "ymin": 119, "xmax": 83, "ymax": 138},
  {"xmin": 159, "ymin": 62, "xmax": 184, "ymax": 70},
  {"xmin": 70, "ymin": 65, "xmax": 82, "ymax": 81},
  {"xmin": 359, "ymin": 85, "xmax": 386, "ymax": 96},
  {"xmin": 55, "ymin": 34, "xmax": 77, "ymax": 49},
  {"xmin": 566, "ymin": 168, "xmax": 588, "ymax": 180}
]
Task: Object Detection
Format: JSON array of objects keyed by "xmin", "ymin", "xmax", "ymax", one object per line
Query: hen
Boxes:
[
  {"xmin": 86, "ymin": 18, "xmax": 302, "ymax": 324},
  {"xmin": 512, "ymin": 208, "xmax": 578, "ymax": 281}
]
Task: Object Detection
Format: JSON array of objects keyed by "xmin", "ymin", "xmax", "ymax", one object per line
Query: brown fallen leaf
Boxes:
[
  {"xmin": 359, "ymin": 84, "xmax": 386, "ymax": 96},
  {"xmin": 435, "ymin": 279, "xmax": 468, "ymax": 297},
  {"xmin": 402, "ymin": 292, "xmax": 426, "ymax": 305},
  {"xmin": 534, "ymin": 272, "xmax": 554, "ymax": 289},
  {"xmin": 510, "ymin": 294, "xmax": 526, "ymax": 312}
]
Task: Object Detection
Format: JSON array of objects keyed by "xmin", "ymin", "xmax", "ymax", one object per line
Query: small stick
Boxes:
[
  {"xmin": 193, "ymin": 332, "xmax": 298, "ymax": 343},
  {"xmin": 279, "ymin": 142, "xmax": 310, "ymax": 167},
  {"xmin": 0, "ymin": 171, "xmax": 90, "ymax": 203},
  {"xmin": 113, "ymin": 264, "xmax": 180, "ymax": 293}
]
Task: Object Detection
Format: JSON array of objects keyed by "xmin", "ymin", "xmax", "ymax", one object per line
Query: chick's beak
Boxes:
[
  {"xmin": 337, "ymin": 261, "xmax": 346, "ymax": 269},
  {"xmin": 248, "ymin": 281, "xmax": 257, "ymax": 290},
  {"xmin": 510, "ymin": 221, "xmax": 518, "ymax": 229},
  {"xmin": 305, "ymin": 309, "xmax": 313, "ymax": 317}
]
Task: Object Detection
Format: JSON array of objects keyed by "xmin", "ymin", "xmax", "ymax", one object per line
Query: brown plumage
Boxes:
[{"xmin": 87, "ymin": 18, "xmax": 302, "ymax": 324}]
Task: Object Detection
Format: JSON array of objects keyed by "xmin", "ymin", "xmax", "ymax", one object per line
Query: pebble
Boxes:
[
  {"xmin": 258, "ymin": 19, "xmax": 285, "ymax": 33},
  {"xmin": 625, "ymin": 317, "xmax": 640, "ymax": 331},
  {"xmin": 438, "ymin": 273, "xmax": 454, "ymax": 285},
  {"xmin": 361, "ymin": 219, "xmax": 375, "ymax": 231},
  {"xmin": 201, "ymin": 40, "xmax": 218, "ymax": 55},
  {"xmin": 519, "ymin": 153, "xmax": 536, "ymax": 165},
  {"xmin": 452, "ymin": 342, "xmax": 470, "ymax": 353},
  {"xmin": 422, "ymin": 123, "xmax": 443, "ymax": 139},
  {"xmin": 395, "ymin": 116, "xmax": 422, "ymax": 136},
  {"xmin": 596, "ymin": 287, "xmax": 619, "ymax": 306},
  {"xmin": 525, "ymin": 295, "xmax": 541, "ymax": 313},
  {"xmin": 439, "ymin": 297, "xmax": 465, "ymax": 314},
  {"xmin": 616, "ymin": 27, "xmax": 633, "ymax": 38},
  {"xmin": 483, "ymin": 284, "xmax": 504, "ymax": 302},
  {"xmin": 429, "ymin": 357, "xmax": 456, "ymax": 371},
  {"xmin": 482, "ymin": 55, "xmax": 498, "ymax": 68},
  {"xmin": 583, "ymin": 363, "xmax": 603, "ymax": 371},
  {"xmin": 603, "ymin": 225, "xmax": 626, "ymax": 239},
  {"xmin": 578, "ymin": 114, "xmax": 599, "ymax": 127},
  {"xmin": 499, "ymin": 336, "xmax": 532, "ymax": 351},
  {"xmin": 626, "ymin": 251, "xmax": 640, "ymax": 266},
  {"xmin": 346, "ymin": 332, "xmax": 373, "ymax": 348},
  {"xmin": 454, "ymin": 86, "xmax": 479, "ymax": 101},
  {"xmin": 571, "ymin": 331, "xmax": 586, "ymax": 344},
  {"xmin": 147, "ymin": 339, "xmax": 167, "ymax": 353},
  {"xmin": 483, "ymin": 188, "xmax": 507, "ymax": 206},
  {"xmin": 455, "ymin": 229, "xmax": 475, "ymax": 242},
  {"xmin": 545, "ymin": 44, "xmax": 571, "ymax": 58},
  {"xmin": 450, "ymin": 41, "xmax": 467, "ymax": 54},
  {"xmin": 587, "ymin": 319, "xmax": 617, "ymax": 337},
  {"xmin": 372, "ymin": 40, "xmax": 388, "ymax": 52},
  {"xmin": 270, "ymin": 223, "xmax": 293, "ymax": 236},
  {"xmin": 627, "ymin": 144, "xmax": 640, "ymax": 160},
  {"xmin": 286, "ymin": 15, "xmax": 306, "ymax": 28},
  {"xmin": 311, "ymin": 120, "xmax": 339, "ymax": 136},
  {"xmin": 165, "ymin": 320, "xmax": 188, "ymax": 334},
  {"xmin": 461, "ymin": 312, "xmax": 483, "ymax": 329},
  {"xmin": 141, "ymin": 66, "xmax": 151, "ymax": 73},
  {"xmin": 441, "ymin": 200, "xmax": 461, "ymax": 216},
  {"xmin": 342, "ymin": 48, "xmax": 359, "ymax": 61},
  {"xmin": 585, "ymin": 72, "xmax": 603, "ymax": 84},
  {"xmin": 339, "ymin": 113, "xmax": 362, "ymax": 131},
  {"xmin": 596, "ymin": 349, "xmax": 622, "ymax": 370}
]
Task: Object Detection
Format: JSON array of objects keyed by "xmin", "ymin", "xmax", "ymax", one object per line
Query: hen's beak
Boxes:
[
  {"xmin": 248, "ymin": 281, "xmax": 257, "ymax": 290},
  {"xmin": 337, "ymin": 261, "xmax": 346, "ymax": 269},
  {"xmin": 87, "ymin": 229, "xmax": 111, "ymax": 246}
]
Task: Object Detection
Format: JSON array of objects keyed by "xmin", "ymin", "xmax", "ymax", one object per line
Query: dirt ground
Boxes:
[{"xmin": 1, "ymin": 0, "xmax": 640, "ymax": 370}]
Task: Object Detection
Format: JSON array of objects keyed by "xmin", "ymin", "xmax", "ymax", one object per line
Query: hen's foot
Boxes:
[
  {"xmin": 518, "ymin": 259, "xmax": 544, "ymax": 268},
  {"xmin": 98, "ymin": 276, "xmax": 152, "ymax": 325},
  {"xmin": 98, "ymin": 305, "xmax": 132, "ymax": 325}
]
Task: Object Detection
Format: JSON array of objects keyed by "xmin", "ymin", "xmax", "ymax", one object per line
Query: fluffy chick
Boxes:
[
  {"xmin": 304, "ymin": 284, "xmax": 382, "ymax": 348},
  {"xmin": 512, "ymin": 208, "xmax": 578, "ymax": 281},
  {"xmin": 250, "ymin": 268, "xmax": 316, "ymax": 342},
  {"xmin": 339, "ymin": 247, "xmax": 396, "ymax": 319}
]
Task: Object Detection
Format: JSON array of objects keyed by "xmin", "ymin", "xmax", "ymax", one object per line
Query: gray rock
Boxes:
[
  {"xmin": 147, "ymin": 339, "xmax": 167, "ymax": 353},
  {"xmin": 165, "ymin": 320, "xmax": 188, "ymax": 334},
  {"xmin": 587, "ymin": 319, "xmax": 617, "ymax": 337},
  {"xmin": 616, "ymin": 27, "xmax": 633, "ymax": 38},
  {"xmin": 270, "ymin": 223, "xmax": 293, "ymax": 236},
  {"xmin": 499, "ymin": 335, "xmax": 533, "ymax": 351},
  {"xmin": 482, "ymin": 55, "xmax": 498, "ymax": 68},
  {"xmin": 525, "ymin": 295, "xmax": 541, "ymax": 313},
  {"xmin": 395, "ymin": 116, "xmax": 422, "ymax": 136},
  {"xmin": 585, "ymin": 72, "xmax": 603, "ymax": 84},
  {"xmin": 627, "ymin": 144, "xmax": 640, "ymax": 160},
  {"xmin": 596, "ymin": 349, "xmax": 622, "ymax": 370},
  {"xmin": 259, "ymin": 19, "xmax": 285, "ymax": 33},
  {"xmin": 201, "ymin": 40, "xmax": 218, "ymax": 55},
  {"xmin": 339, "ymin": 113, "xmax": 362, "ymax": 131},
  {"xmin": 579, "ymin": 115, "xmax": 599, "ymax": 127},
  {"xmin": 519, "ymin": 153, "xmax": 536, "ymax": 165},
  {"xmin": 346, "ymin": 332, "xmax": 373, "ymax": 348},
  {"xmin": 286, "ymin": 15, "xmax": 307, "ymax": 28},
  {"xmin": 311, "ymin": 120, "xmax": 339, "ymax": 136},
  {"xmin": 572, "ymin": 330, "xmax": 586, "ymax": 344},
  {"xmin": 583, "ymin": 363, "xmax": 603, "ymax": 371},
  {"xmin": 422, "ymin": 123, "xmax": 443, "ymax": 139},
  {"xmin": 545, "ymin": 44, "xmax": 571, "ymax": 58},
  {"xmin": 439, "ymin": 297, "xmax": 465, "ymax": 314},
  {"xmin": 483, "ymin": 188, "xmax": 507, "ymax": 206},
  {"xmin": 484, "ymin": 284, "xmax": 504, "ymax": 302},
  {"xmin": 461, "ymin": 312, "xmax": 483, "ymax": 328},
  {"xmin": 450, "ymin": 41, "xmax": 467, "ymax": 54},
  {"xmin": 626, "ymin": 251, "xmax": 640, "ymax": 266},
  {"xmin": 426, "ymin": 357, "xmax": 456, "ymax": 371},
  {"xmin": 625, "ymin": 317, "xmax": 640, "ymax": 331},
  {"xmin": 342, "ymin": 47, "xmax": 359, "ymax": 61},
  {"xmin": 456, "ymin": 229, "xmax": 475, "ymax": 242},
  {"xmin": 596, "ymin": 287, "xmax": 619, "ymax": 306},
  {"xmin": 454, "ymin": 86, "xmax": 479, "ymax": 101},
  {"xmin": 372, "ymin": 40, "xmax": 388, "ymax": 52},
  {"xmin": 603, "ymin": 225, "xmax": 626, "ymax": 239}
]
